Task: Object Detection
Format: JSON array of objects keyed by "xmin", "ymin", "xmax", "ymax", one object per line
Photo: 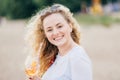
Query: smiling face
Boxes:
[{"xmin": 43, "ymin": 13, "xmax": 73, "ymax": 48}]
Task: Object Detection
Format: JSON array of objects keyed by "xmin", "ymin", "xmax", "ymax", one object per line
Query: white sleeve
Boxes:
[{"xmin": 70, "ymin": 48, "xmax": 92, "ymax": 80}]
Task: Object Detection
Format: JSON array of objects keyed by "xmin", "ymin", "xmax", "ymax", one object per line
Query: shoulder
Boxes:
[
  {"xmin": 69, "ymin": 45, "xmax": 91, "ymax": 64},
  {"xmin": 69, "ymin": 45, "xmax": 93, "ymax": 80}
]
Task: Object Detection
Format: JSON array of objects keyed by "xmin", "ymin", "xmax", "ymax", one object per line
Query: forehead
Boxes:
[{"xmin": 43, "ymin": 13, "xmax": 67, "ymax": 28}]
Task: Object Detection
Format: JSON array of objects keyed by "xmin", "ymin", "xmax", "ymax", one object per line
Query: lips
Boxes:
[{"xmin": 53, "ymin": 35, "xmax": 64, "ymax": 41}]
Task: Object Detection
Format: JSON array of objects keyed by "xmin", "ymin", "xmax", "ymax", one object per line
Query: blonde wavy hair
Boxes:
[{"xmin": 25, "ymin": 4, "xmax": 80, "ymax": 77}]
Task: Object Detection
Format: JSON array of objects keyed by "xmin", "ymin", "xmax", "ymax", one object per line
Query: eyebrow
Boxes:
[
  {"xmin": 45, "ymin": 22, "xmax": 62, "ymax": 30},
  {"xmin": 46, "ymin": 26, "xmax": 52, "ymax": 29},
  {"xmin": 56, "ymin": 23, "xmax": 61, "ymax": 26},
  {"xmin": 46, "ymin": 23, "xmax": 61, "ymax": 29}
]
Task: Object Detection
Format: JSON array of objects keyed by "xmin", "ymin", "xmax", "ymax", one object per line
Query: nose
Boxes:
[{"xmin": 52, "ymin": 29, "xmax": 59, "ymax": 36}]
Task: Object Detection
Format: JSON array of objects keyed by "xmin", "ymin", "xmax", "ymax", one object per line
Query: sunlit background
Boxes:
[{"xmin": 0, "ymin": 0, "xmax": 120, "ymax": 80}]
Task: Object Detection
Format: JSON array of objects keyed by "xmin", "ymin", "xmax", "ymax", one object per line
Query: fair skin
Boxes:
[
  {"xmin": 29, "ymin": 13, "xmax": 77, "ymax": 80},
  {"xmin": 43, "ymin": 13, "xmax": 76, "ymax": 56}
]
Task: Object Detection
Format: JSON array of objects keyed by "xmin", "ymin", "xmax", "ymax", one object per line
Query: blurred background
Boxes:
[{"xmin": 0, "ymin": 0, "xmax": 120, "ymax": 80}]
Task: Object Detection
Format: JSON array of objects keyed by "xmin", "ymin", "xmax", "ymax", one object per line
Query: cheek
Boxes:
[
  {"xmin": 70, "ymin": 27, "xmax": 72, "ymax": 32},
  {"xmin": 68, "ymin": 24, "xmax": 72, "ymax": 33},
  {"xmin": 64, "ymin": 23, "xmax": 72, "ymax": 31},
  {"xmin": 45, "ymin": 32, "xmax": 52, "ymax": 40},
  {"xmin": 65, "ymin": 25, "xmax": 72, "ymax": 35}
]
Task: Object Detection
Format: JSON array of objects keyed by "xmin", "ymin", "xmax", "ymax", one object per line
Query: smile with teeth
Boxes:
[{"xmin": 53, "ymin": 35, "xmax": 64, "ymax": 41}]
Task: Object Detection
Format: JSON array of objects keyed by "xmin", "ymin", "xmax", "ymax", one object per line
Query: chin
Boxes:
[
  {"xmin": 54, "ymin": 42, "xmax": 66, "ymax": 47},
  {"xmin": 50, "ymin": 39, "xmax": 67, "ymax": 47}
]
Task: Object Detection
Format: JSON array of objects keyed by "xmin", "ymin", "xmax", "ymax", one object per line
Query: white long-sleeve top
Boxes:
[{"xmin": 41, "ymin": 45, "xmax": 92, "ymax": 80}]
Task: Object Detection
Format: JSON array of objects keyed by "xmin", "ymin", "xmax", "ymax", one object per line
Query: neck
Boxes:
[{"xmin": 58, "ymin": 39, "xmax": 77, "ymax": 56}]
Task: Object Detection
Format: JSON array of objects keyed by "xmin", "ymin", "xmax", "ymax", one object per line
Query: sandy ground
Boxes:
[{"xmin": 0, "ymin": 19, "xmax": 120, "ymax": 80}]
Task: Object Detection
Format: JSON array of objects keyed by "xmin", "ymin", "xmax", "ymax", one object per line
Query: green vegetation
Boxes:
[
  {"xmin": 0, "ymin": 0, "xmax": 120, "ymax": 28},
  {"xmin": 74, "ymin": 14, "xmax": 120, "ymax": 27},
  {"xmin": 0, "ymin": 0, "xmax": 37, "ymax": 19},
  {"xmin": 0, "ymin": 0, "xmax": 93, "ymax": 19}
]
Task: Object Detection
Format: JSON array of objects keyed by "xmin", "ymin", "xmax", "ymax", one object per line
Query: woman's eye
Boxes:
[
  {"xmin": 47, "ymin": 29, "xmax": 52, "ymax": 32},
  {"xmin": 57, "ymin": 25, "xmax": 62, "ymax": 28}
]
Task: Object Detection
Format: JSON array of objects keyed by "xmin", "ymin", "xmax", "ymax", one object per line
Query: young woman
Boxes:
[{"xmin": 25, "ymin": 4, "xmax": 92, "ymax": 80}]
